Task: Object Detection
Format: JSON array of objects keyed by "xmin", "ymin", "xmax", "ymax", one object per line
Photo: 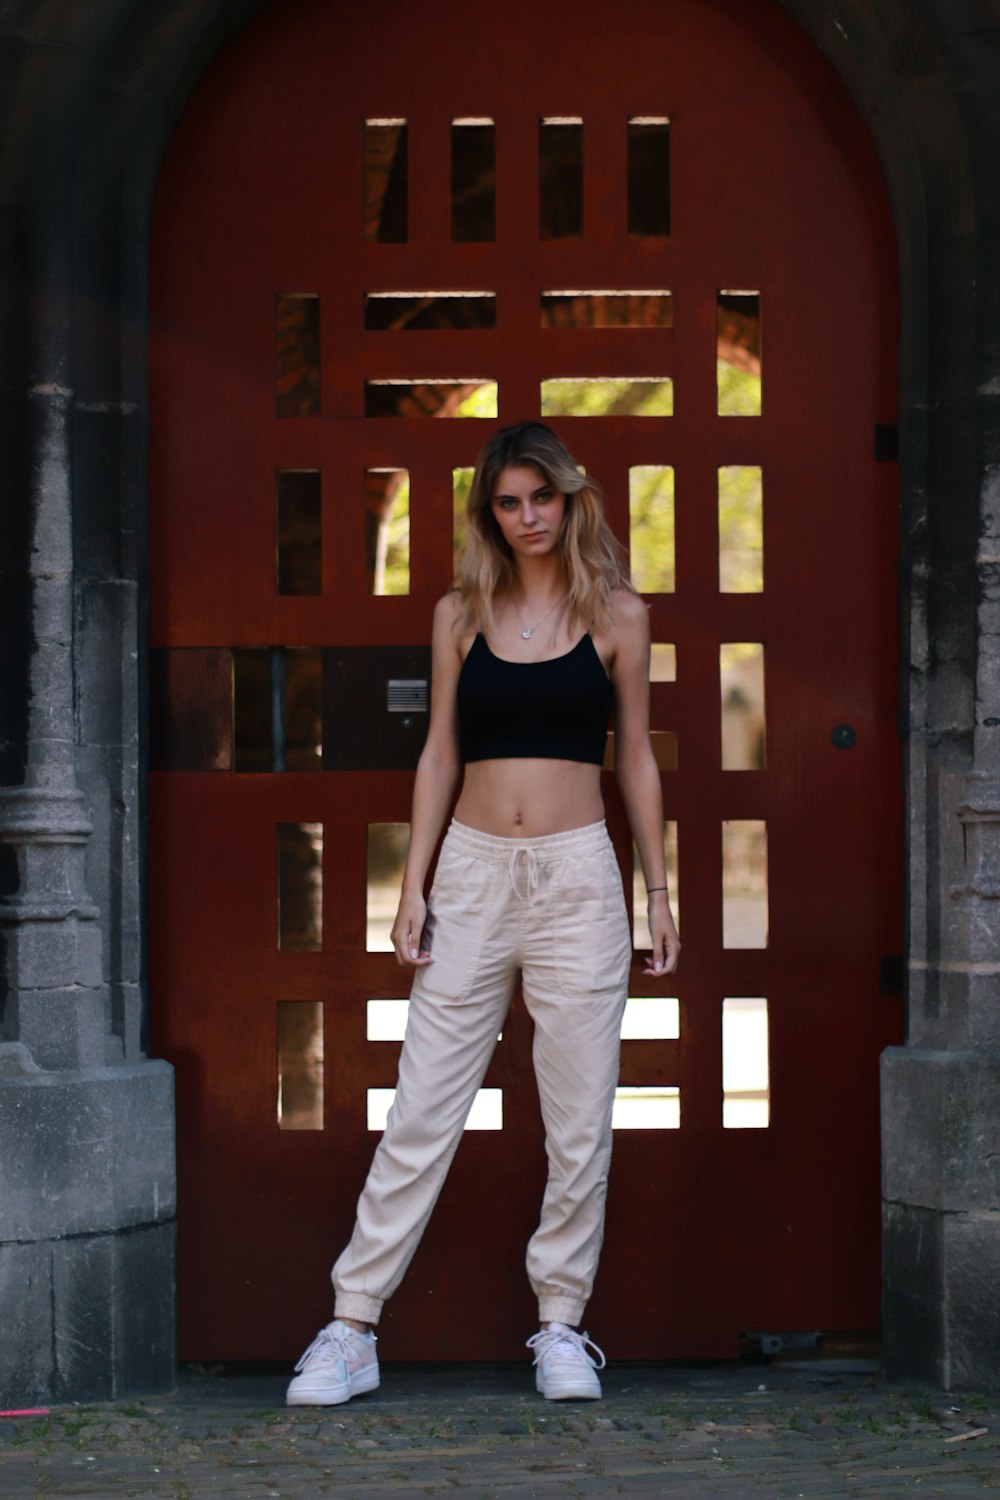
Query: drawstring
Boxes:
[{"xmin": 508, "ymin": 846, "xmax": 539, "ymax": 900}]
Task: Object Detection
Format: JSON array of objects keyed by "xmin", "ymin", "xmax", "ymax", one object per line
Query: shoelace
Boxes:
[
  {"xmin": 294, "ymin": 1323, "xmax": 373, "ymax": 1373},
  {"xmin": 526, "ymin": 1324, "xmax": 606, "ymax": 1371},
  {"xmin": 508, "ymin": 846, "xmax": 540, "ymax": 900}
]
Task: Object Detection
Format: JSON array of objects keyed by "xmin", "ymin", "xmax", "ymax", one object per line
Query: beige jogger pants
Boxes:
[{"xmin": 332, "ymin": 818, "xmax": 632, "ymax": 1328}]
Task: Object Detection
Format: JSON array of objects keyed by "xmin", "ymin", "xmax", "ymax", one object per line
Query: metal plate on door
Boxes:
[{"xmin": 387, "ymin": 679, "xmax": 428, "ymax": 713}]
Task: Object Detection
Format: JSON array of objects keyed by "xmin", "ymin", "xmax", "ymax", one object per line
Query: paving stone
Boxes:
[{"xmin": 0, "ymin": 1363, "xmax": 997, "ymax": 1498}]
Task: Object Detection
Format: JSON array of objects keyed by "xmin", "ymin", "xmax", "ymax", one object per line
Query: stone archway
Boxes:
[{"xmin": 1, "ymin": 0, "xmax": 996, "ymax": 1399}]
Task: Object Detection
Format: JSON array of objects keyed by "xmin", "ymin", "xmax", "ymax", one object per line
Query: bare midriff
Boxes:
[{"xmin": 454, "ymin": 758, "xmax": 605, "ymax": 838}]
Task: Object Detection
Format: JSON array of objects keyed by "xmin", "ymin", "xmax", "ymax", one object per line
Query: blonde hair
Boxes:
[{"xmin": 456, "ymin": 421, "xmax": 633, "ymax": 637}]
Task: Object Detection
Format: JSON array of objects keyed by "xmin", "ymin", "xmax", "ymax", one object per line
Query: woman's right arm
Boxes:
[{"xmin": 390, "ymin": 593, "xmax": 465, "ymax": 967}]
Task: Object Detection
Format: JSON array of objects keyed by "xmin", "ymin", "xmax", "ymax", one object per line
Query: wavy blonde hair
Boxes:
[{"xmin": 456, "ymin": 421, "xmax": 633, "ymax": 638}]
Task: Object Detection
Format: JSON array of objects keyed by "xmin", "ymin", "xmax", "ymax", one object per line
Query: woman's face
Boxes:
[{"xmin": 489, "ymin": 464, "xmax": 566, "ymax": 561}]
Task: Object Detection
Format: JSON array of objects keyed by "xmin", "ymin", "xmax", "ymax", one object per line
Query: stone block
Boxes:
[
  {"xmin": 0, "ymin": 1062, "xmax": 175, "ymax": 1241},
  {"xmin": 108, "ymin": 1066, "xmax": 177, "ymax": 1224},
  {"xmin": 0, "ymin": 1240, "xmax": 53, "ymax": 1408},
  {"xmin": 9, "ymin": 986, "xmax": 107, "ymax": 1069},
  {"xmin": 20, "ymin": 841, "xmax": 95, "ymax": 910},
  {"xmin": 0, "ymin": 1063, "xmax": 176, "ymax": 1403},
  {"xmin": 882, "ymin": 1046, "xmax": 1000, "ymax": 1210},
  {"xmin": 884, "ymin": 1202, "xmax": 1000, "ymax": 1390},
  {"xmin": 53, "ymin": 1235, "xmax": 113, "ymax": 1401},
  {"xmin": 112, "ymin": 1222, "xmax": 177, "ymax": 1397},
  {"xmin": 943, "ymin": 1209, "xmax": 1000, "ymax": 1389},
  {"xmin": 76, "ymin": 917, "xmax": 104, "ymax": 986},
  {"xmin": 30, "ymin": 575, "xmax": 71, "ymax": 648},
  {"xmin": 3, "ymin": 1224, "xmax": 177, "ymax": 1405},
  {"xmin": 2, "ymin": 919, "xmax": 80, "ymax": 988},
  {"xmin": 882, "ymin": 1201, "xmax": 943, "ymax": 1385}
]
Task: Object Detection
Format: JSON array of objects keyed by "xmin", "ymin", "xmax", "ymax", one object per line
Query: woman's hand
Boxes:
[
  {"xmin": 643, "ymin": 890, "xmax": 680, "ymax": 976},
  {"xmin": 391, "ymin": 890, "xmax": 433, "ymax": 968}
]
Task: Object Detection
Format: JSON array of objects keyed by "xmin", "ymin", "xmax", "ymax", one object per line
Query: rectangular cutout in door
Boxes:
[
  {"xmin": 612, "ymin": 1087, "xmax": 680, "ymax": 1129},
  {"xmin": 284, "ymin": 647, "xmax": 323, "ymax": 770},
  {"xmin": 365, "ymin": 380, "xmax": 497, "ymax": 417},
  {"xmin": 541, "ymin": 290, "xmax": 673, "ymax": 328},
  {"xmin": 541, "ymin": 379, "xmax": 672, "ymax": 417},
  {"xmin": 364, "ymin": 292, "xmax": 496, "ymax": 331},
  {"xmin": 720, "ymin": 643, "xmax": 766, "ymax": 769},
  {"xmin": 277, "ymin": 1001, "xmax": 323, "ymax": 1131},
  {"xmin": 723, "ymin": 997, "xmax": 770, "ymax": 1127},
  {"xmin": 367, "ymin": 999, "xmax": 409, "ymax": 1041},
  {"xmin": 621, "ymin": 997, "xmax": 680, "ymax": 1039},
  {"xmin": 539, "ymin": 118, "xmax": 583, "ymax": 240},
  {"xmin": 718, "ymin": 290, "xmax": 761, "ymax": 415},
  {"xmin": 719, "ymin": 466, "xmax": 763, "ymax": 593},
  {"xmin": 366, "ymin": 468, "xmax": 410, "ymax": 595},
  {"xmin": 452, "ymin": 119, "xmax": 496, "ymax": 241},
  {"xmin": 627, "ymin": 117, "xmax": 671, "ymax": 236},
  {"xmin": 632, "ymin": 824, "xmax": 679, "ymax": 947},
  {"xmin": 722, "ymin": 820, "xmax": 768, "ymax": 948},
  {"xmin": 453, "ymin": 465, "xmax": 474, "ymax": 574},
  {"xmin": 630, "ymin": 467, "xmax": 676, "ymax": 593},
  {"xmin": 650, "ymin": 644, "xmax": 677, "ymax": 681},
  {"xmin": 233, "ymin": 648, "xmax": 271, "ymax": 773},
  {"xmin": 277, "ymin": 822, "xmax": 323, "ymax": 951},
  {"xmin": 364, "ymin": 119, "xmax": 408, "ymax": 243},
  {"xmin": 367, "ymin": 823, "xmax": 410, "ymax": 951}
]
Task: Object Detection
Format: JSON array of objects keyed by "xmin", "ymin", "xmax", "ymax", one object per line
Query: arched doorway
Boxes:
[{"xmin": 149, "ymin": 0, "xmax": 902, "ymax": 1359}]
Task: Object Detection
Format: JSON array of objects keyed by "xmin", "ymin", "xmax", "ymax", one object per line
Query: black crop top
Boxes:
[{"xmin": 456, "ymin": 632, "xmax": 613, "ymax": 766}]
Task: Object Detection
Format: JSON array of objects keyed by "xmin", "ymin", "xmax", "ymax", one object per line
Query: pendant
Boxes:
[{"xmin": 521, "ymin": 629, "xmax": 533, "ymax": 640}]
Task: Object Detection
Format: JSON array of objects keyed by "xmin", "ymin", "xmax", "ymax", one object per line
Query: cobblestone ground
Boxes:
[{"xmin": 1, "ymin": 1359, "xmax": 997, "ymax": 1499}]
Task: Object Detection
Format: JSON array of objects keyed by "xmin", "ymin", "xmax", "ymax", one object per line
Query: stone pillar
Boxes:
[
  {"xmin": 881, "ymin": 460, "xmax": 1000, "ymax": 1387},
  {"xmin": 0, "ymin": 331, "xmax": 175, "ymax": 1400},
  {"xmin": 882, "ymin": 777, "xmax": 1000, "ymax": 1388}
]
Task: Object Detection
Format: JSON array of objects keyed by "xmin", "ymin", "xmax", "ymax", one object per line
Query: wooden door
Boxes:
[{"xmin": 149, "ymin": 0, "xmax": 902, "ymax": 1359}]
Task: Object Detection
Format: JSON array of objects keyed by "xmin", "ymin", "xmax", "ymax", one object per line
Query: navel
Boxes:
[{"xmin": 513, "ymin": 811, "xmax": 524, "ymax": 828}]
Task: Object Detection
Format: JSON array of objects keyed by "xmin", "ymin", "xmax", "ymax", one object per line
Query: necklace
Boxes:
[{"xmin": 514, "ymin": 593, "xmax": 567, "ymax": 640}]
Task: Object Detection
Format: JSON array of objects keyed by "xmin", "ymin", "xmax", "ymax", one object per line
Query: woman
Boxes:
[{"xmin": 288, "ymin": 420, "xmax": 680, "ymax": 1407}]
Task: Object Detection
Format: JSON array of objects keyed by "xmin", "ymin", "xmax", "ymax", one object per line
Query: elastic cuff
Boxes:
[
  {"xmin": 538, "ymin": 1294, "xmax": 587, "ymax": 1326},
  {"xmin": 334, "ymin": 1291, "xmax": 384, "ymax": 1325}
]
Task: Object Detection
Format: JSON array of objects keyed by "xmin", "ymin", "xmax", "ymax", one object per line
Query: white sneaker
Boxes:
[
  {"xmin": 286, "ymin": 1319, "xmax": 379, "ymax": 1406},
  {"xmin": 526, "ymin": 1322, "xmax": 606, "ymax": 1400}
]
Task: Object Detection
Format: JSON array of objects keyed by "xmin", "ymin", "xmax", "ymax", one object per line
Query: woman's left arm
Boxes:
[{"xmin": 608, "ymin": 592, "xmax": 681, "ymax": 976}]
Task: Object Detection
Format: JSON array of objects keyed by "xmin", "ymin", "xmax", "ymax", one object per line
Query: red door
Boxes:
[{"xmin": 149, "ymin": 0, "xmax": 902, "ymax": 1359}]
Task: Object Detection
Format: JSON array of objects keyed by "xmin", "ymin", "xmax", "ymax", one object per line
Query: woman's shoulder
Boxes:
[
  {"xmin": 432, "ymin": 590, "xmax": 478, "ymax": 661},
  {"xmin": 433, "ymin": 589, "xmax": 464, "ymax": 625},
  {"xmin": 606, "ymin": 586, "xmax": 648, "ymax": 633}
]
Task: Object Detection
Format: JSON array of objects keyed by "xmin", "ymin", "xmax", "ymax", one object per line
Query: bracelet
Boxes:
[{"xmin": 646, "ymin": 885, "xmax": 668, "ymax": 893}]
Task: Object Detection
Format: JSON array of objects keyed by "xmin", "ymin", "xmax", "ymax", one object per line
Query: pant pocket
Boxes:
[
  {"xmin": 551, "ymin": 844, "xmax": 631, "ymax": 1002},
  {"xmin": 416, "ymin": 844, "xmax": 500, "ymax": 1003}
]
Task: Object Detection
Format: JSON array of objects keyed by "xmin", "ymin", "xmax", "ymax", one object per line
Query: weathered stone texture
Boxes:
[
  {"xmin": 3, "ymin": 986, "xmax": 107, "ymax": 1070},
  {"xmin": 884, "ymin": 1200, "xmax": 1000, "ymax": 1389},
  {"xmin": 0, "ymin": 1065, "xmax": 176, "ymax": 1405},
  {"xmin": 1, "ymin": 1220, "xmax": 177, "ymax": 1407},
  {"xmin": 882, "ymin": 1047, "xmax": 1000, "ymax": 1211},
  {"xmin": 0, "ymin": 1064, "xmax": 175, "ymax": 1242}
]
